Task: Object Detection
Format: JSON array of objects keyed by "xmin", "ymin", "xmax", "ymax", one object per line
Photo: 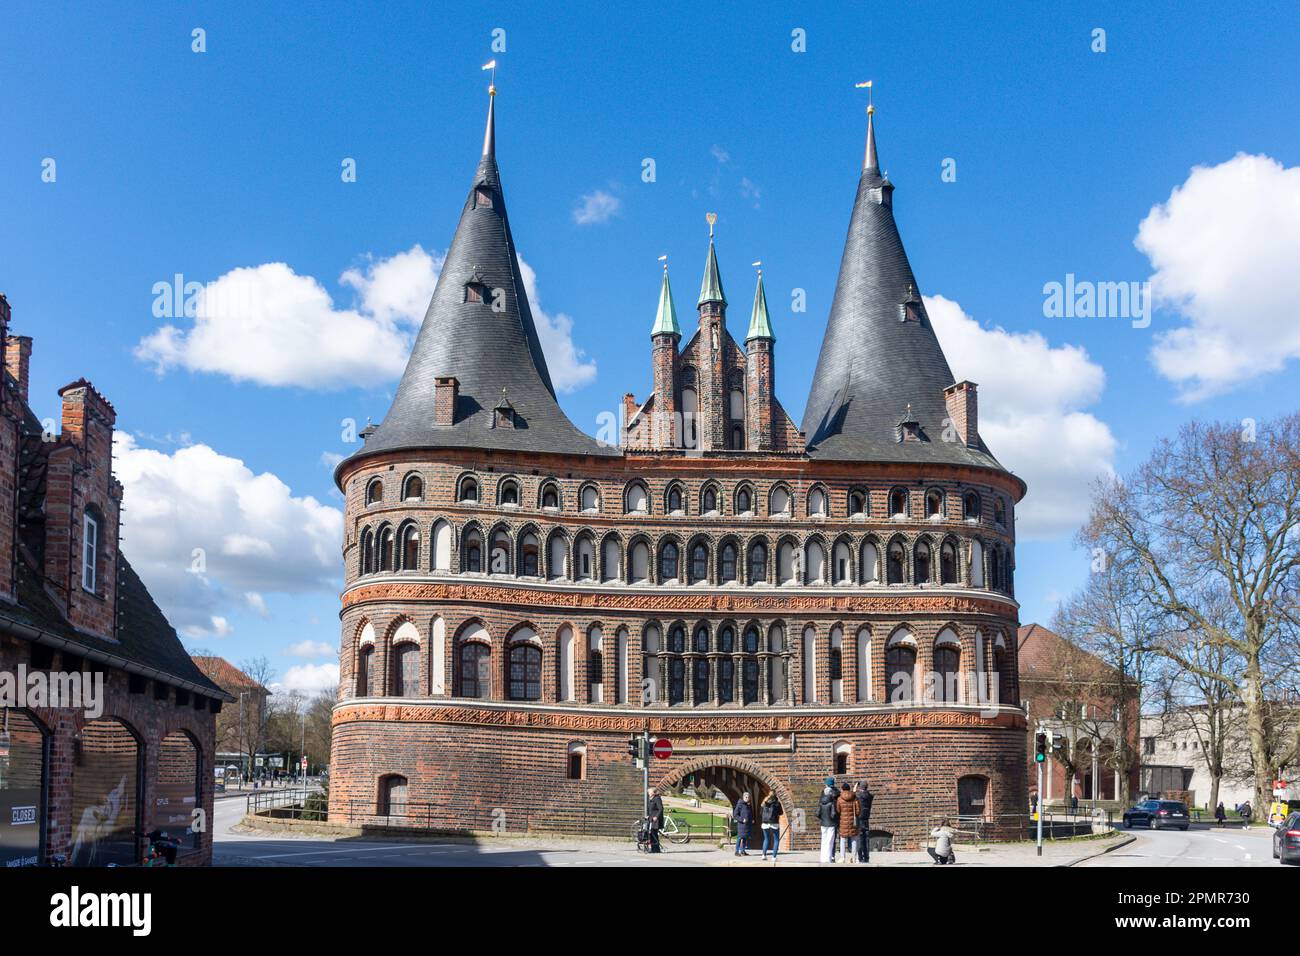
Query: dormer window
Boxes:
[
  {"xmin": 474, "ymin": 186, "xmax": 494, "ymax": 208},
  {"xmin": 900, "ymin": 284, "xmax": 923, "ymax": 323},
  {"xmin": 465, "ymin": 281, "xmax": 487, "ymax": 304}
]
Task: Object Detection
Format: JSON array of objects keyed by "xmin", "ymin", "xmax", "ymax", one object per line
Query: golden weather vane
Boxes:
[
  {"xmin": 706, "ymin": 212, "xmax": 717, "ymax": 238},
  {"xmin": 855, "ymin": 79, "xmax": 874, "ymax": 114},
  {"xmin": 482, "ymin": 59, "xmax": 497, "ymax": 94}
]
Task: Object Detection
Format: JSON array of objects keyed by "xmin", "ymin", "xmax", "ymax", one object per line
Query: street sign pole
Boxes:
[
  {"xmin": 1036, "ymin": 757, "xmax": 1044, "ymax": 856},
  {"xmin": 641, "ymin": 730, "xmax": 650, "ymax": 818}
]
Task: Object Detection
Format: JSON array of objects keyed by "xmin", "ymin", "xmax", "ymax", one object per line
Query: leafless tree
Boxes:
[{"xmin": 1081, "ymin": 413, "xmax": 1300, "ymax": 812}]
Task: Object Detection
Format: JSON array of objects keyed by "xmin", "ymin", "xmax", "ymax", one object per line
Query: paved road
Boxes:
[
  {"xmin": 213, "ymin": 797, "xmax": 1288, "ymax": 867},
  {"xmin": 1080, "ymin": 822, "xmax": 1277, "ymax": 867}
]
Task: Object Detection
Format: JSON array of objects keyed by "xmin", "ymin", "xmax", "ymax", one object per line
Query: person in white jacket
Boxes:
[{"xmin": 927, "ymin": 819, "xmax": 956, "ymax": 865}]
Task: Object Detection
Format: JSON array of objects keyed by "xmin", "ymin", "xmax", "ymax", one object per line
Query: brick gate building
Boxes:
[{"xmin": 328, "ymin": 86, "xmax": 1027, "ymax": 849}]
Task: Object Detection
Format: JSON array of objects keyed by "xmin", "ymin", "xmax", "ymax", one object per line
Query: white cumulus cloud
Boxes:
[
  {"xmin": 1137, "ymin": 153, "xmax": 1300, "ymax": 401},
  {"xmin": 285, "ymin": 640, "xmax": 335, "ymax": 659},
  {"xmin": 136, "ymin": 244, "xmax": 598, "ymax": 393},
  {"xmin": 925, "ymin": 294, "xmax": 1117, "ymax": 541},
  {"xmin": 113, "ymin": 432, "xmax": 343, "ymax": 637},
  {"xmin": 572, "ymin": 189, "xmax": 621, "ymax": 226},
  {"xmin": 280, "ymin": 663, "xmax": 340, "ymax": 696}
]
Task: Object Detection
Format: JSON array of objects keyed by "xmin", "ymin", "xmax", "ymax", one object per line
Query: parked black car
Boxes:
[
  {"xmin": 1273, "ymin": 812, "xmax": 1300, "ymax": 864},
  {"xmin": 1123, "ymin": 799, "xmax": 1190, "ymax": 831}
]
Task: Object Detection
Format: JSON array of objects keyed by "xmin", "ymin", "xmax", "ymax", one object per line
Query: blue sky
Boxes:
[{"xmin": 3, "ymin": 2, "xmax": 1298, "ymax": 694}]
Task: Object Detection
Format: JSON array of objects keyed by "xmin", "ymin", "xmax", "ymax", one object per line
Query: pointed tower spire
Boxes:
[
  {"xmin": 863, "ymin": 104, "xmax": 879, "ymax": 173},
  {"xmin": 697, "ymin": 213, "xmax": 727, "ymax": 307},
  {"xmin": 746, "ymin": 265, "xmax": 774, "ymax": 342},
  {"xmin": 338, "ymin": 77, "xmax": 614, "ymax": 474},
  {"xmin": 800, "ymin": 103, "xmax": 1005, "ymax": 471},
  {"xmin": 651, "ymin": 260, "xmax": 680, "ymax": 337}
]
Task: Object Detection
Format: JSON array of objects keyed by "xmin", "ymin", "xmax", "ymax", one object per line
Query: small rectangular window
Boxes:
[{"xmin": 82, "ymin": 512, "xmax": 98, "ymax": 594}]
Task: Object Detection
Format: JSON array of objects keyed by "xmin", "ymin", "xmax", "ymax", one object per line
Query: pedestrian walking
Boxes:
[
  {"xmin": 760, "ymin": 792, "xmax": 782, "ymax": 860},
  {"xmin": 855, "ymin": 780, "xmax": 874, "ymax": 862},
  {"xmin": 1214, "ymin": 802, "xmax": 1226, "ymax": 827},
  {"xmin": 1070, "ymin": 793, "xmax": 1079, "ymax": 814},
  {"xmin": 1240, "ymin": 800, "xmax": 1252, "ymax": 829},
  {"xmin": 836, "ymin": 784, "xmax": 859, "ymax": 862},
  {"xmin": 646, "ymin": 788, "xmax": 663, "ymax": 854},
  {"xmin": 927, "ymin": 818, "xmax": 956, "ymax": 865},
  {"xmin": 733, "ymin": 792, "xmax": 754, "ymax": 856},
  {"xmin": 817, "ymin": 785, "xmax": 839, "ymax": 863}
]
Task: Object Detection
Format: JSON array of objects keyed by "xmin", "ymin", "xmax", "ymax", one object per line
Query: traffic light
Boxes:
[
  {"xmin": 627, "ymin": 735, "xmax": 644, "ymax": 767},
  {"xmin": 1034, "ymin": 732, "xmax": 1048, "ymax": 763}
]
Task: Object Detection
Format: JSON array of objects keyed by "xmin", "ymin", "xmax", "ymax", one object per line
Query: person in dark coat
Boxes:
[
  {"xmin": 1215, "ymin": 802, "xmax": 1226, "ymax": 827},
  {"xmin": 817, "ymin": 786, "xmax": 840, "ymax": 863},
  {"xmin": 646, "ymin": 788, "xmax": 664, "ymax": 853},
  {"xmin": 760, "ymin": 792, "xmax": 782, "ymax": 860},
  {"xmin": 836, "ymin": 784, "xmax": 859, "ymax": 862},
  {"xmin": 733, "ymin": 792, "xmax": 754, "ymax": 855},
  {"xmin": 855, "ymin": 780, "xmax": 875, "ymax": 862}
]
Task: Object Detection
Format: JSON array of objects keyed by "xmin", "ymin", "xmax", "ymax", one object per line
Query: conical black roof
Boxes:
[
  {"xmin": 343, "ymin": 92, "xmax": 615, "ymax": 472},
  {"xmin": 801, "ymin": 113, "xmax": 1005, "ymax": 471}
]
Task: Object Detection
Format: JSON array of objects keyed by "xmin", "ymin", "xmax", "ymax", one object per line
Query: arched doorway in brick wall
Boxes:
[{"xmin": 653, "ymin": 756, "xmax": 799, "ymax": 850}]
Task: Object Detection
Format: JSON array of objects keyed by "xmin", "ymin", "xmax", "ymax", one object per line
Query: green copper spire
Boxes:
[
  {"xmin": 697, "ymin": 213, "xmax": 727, "ymax": 307},
  {"xmin": 746, "ymin": 269, "xmax": 775, "ymax": 342},
  {"xmin": 651, "ymin": 264, "xmax": 680, "ymax": 337}
]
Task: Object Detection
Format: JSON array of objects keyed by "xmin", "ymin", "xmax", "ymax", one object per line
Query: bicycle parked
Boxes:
[{"xmin": 633, "ymin": 811, "xmax": 691, "ymax": 848}]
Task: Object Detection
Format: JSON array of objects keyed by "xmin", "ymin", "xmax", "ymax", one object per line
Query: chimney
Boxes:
[
  {"xmin": 943, "ymin": 381, "xmax": 979, "ymax": 447},
  {"xmin": 434, "ymin": 376, "xmax": 459, "ymax": 426},
  {"xmin": 59, "ymin": 379, "xmax": 117, "ymax": 453},
  {"xmin": 5, "ymin": 334, "xmax": 33, "ymax": 404}
]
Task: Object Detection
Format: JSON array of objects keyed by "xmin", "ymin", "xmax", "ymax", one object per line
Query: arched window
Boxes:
[
  {"xmin": 834, "ymin": 741, "xmax": 852, "ymax": 776},
  {"xmin": 989, "ymin": 548, "xmax": 1002, "ymax": 591},
  {"xmin": 693, "ymin": 624, "xmax": 710, "ymax": 654},
  {"xmin": 969, "ymin": 539, "xmax": 985, "ymax": 587},
  {"xmin": 155, "ymin": 732, "xmax": 201, "ymax": 851},
  {"xmin": 71, "ymin": 718, "xmax": 141, "ymax": 866},
  {"xmin": 719, "ymin": 658, "xmax": 735, "ymax": 703},
  {"xmin": 400, "ymin": 524, "xmax": 420, "ymax": 570},
  {"xmin": 558, "ymin": 626, "xmax": 575, "ymax": 701},
  {"xmin": 489, "ymin": 530, "xmax": 511, "ymax": 574},
  {"xmin": 743, "ymin": 626, "xmax": 760, "ymax": 654},
  {"xmin": 848, "ymin": 489, "xmax": 867, "ymax": 517},
  {"xmin": 588, "ymin": 627, "xmax": 604, "ymax": 702},
  {"xmin": 520, "ymin": 533, "xmax": 540, "ymax": 577},
  {"xmin": 805, "ymin": 540, "xmax": 826, "ymax": 583},
  {"xmin": 601, "ymin": 535, "xmax": 622, "ymax": 582},
  {"xmin": 742, "ymin": 658, "xmax": 760, "ymax": 705},
  {"xmin": 660, "ymin": 542, "xmax": 679, "ymax": 582},
  {"xmin": 889, "ymin": 488, "xmax": 909, "ymax": 517},
  {"xmin": 933, "ymin": 632, "xmax": 961, "ymax": 703},
  {"xmin": 720, "ymin": 543, "xmax": 738, "ymax": 583},
  {"xmin": 575, "ymin": 534, "xmax": 595, "ymax": 581},
  {"xmin": 861, "ymin": 540, "xmax": 880, "ymax": 584},
  {"xmin": 540, "ymin": 482, "xmax": 560, "ymax": 509},
  {"xmin": 379, "ymin": 775, "xmax": 408, "ymax": 816},
  {"xmin": 581, "ymin": 484, "xmax": 600, "ymax": 512},
  {"xmin": 463, "ymin": 529, "xmax": 483, "ymax": 573},
  {"xmin": 777, "ymin": 540, "xmax": 797, "ymax": 584},
  {"xmin": 926, "ymin": 488, "xmax": 944, "ymax": 518},
  {"xmin": 855, "ymin": 626, "xmax": 872, "ymax": 702},
  {"xmin": 508, "ymin": 644, "xmax": 542, "ymax": 701},
  {"xmin": 770, "ymin": 485, "xmax": 791, "ymax": 517},
  {"xmin": 769, "ymin": 624, "xmax": 787, "ymax": 701},
  {"xmin": 736, "ymin": 485, "xmax": 753, "ymax": 514},
  {"xmin": 432, "ymin": 520, "xmax": 452, "ymax": 571},
  {"xmin": 498, "ymin": 479, "xmax": 520, "ymax": 506},
  {"xmin": 360, "ymin": 528, "xmax": 375, "ymax": 575},
  {"xmin": 566, "ymin": 742, "xmax": 587, "ymax": 781},
  {"xmin": 668, "ymin": 658, "xmax": 685, "ymax": 705},
  {"xmin": 629, "ymin": 540, "xmax": 650, "ymax": 583},
  {"xmin": 701, "ymin": 485, "xmax": 719, "ymax": 514},
  {"xmin": 459, "ymin": 476, "xmax": 479, "ymax": 502},
  {"xmin": 718, "ymin": 626, "xmax": 735, "ymax": 653},
  {"xmin": 886, "ymin": 632, "xmax": 917, "ymax": 703},
  {"xmin": 940, "ymin": 540, "xmax": 958, "ymax": 584},
  {"xmin": 378, "ymin": 526, "xmax": 395, "ymax": 572},
  {"xmin": 690, "ymin": 543, "xmax": 709, "ymax": 583},
  {"xmin": 357, "ymin": 644, "xmax": 375, "ymax": 696},
  {"xmin": 391, "ymin": 641, "xmax": 420, "ymax": 697},
  {"xmin": 730, "ymin": 424, "xmax": 744, "ymax": 449},
  {"xmin": 693, "ymin": 658, "xmax": 710, "ymax": 704},
  {"xmin": 668, "ymin": 625, "xmax": 686, "ymax": 653},
  {"xmin": 366, "ymin": 479, "xmax": 383, "ymax": 505},
  {"xmin": 963, "ymin": 491, "xmax": 981, "ymax": 520},
  {"xmin": 459, "ymin": 642, "xmax": 490, "ymax": 698},
  {"xmin": 667, "ymin": 484, "xmax": 684, "ymax": 514},
  {"xmin": 993, "ymin": 635, "xmax": 1010, "ymax": 704},
  {"xmin": 886, "ymin": 539, "xmax": 906, "ymax": 584},
  {"xmin": 626, "ymin": 481, "xmax": 649, "ymax": 513},
  {"xmin": 914, "ymin": 540, "xmax": 932, "ymax": 584},
  {"xmin": 808, "ymin": 486, "xmax": 827, "ymax": 517},
  {"xmin": 402, "ymin": 474, "xmax": 424, "ymax": 501},
  {"xmin": 993, "ymin": 497, "xmax": 1006, "ymax": 525},
  {"xmin": 833, "ymin": 539, "xmax": 852, "ymax": 584},
  {"xmin": 749, "ymin": 543, "xmax": 768, "ymax": 584}
]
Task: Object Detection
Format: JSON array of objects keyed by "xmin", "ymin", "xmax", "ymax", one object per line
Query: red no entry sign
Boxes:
[{"xmin": 652, "ymin": 738, "xmax": 673, "ymax": 760}]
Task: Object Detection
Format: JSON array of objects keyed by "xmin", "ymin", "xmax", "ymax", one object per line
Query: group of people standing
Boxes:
[
  {"xmin": 816, "ymin": 779, "xmax": 875, "ymax": 863},
  {"xmin": 730, "ymin": 791, "xmax": 784, "ymax": 858}
]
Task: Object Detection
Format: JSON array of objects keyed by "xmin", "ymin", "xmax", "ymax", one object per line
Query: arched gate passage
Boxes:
[{"xmin": 653, "ymin": 756, "xmax": 801, "ymax": 850}]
